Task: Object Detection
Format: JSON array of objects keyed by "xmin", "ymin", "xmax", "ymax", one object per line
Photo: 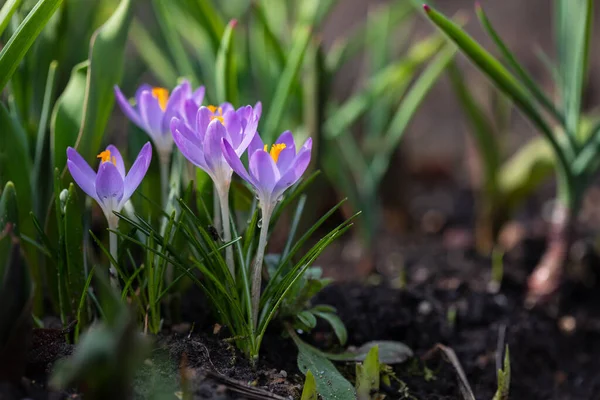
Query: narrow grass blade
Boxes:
[
  {"xmin": 370, "ymin": 44, "xmax": 456, "ymax": 184},
  {"xmin": 0, "ymin": 0, "xmax": 63, "ymax": 90},
  {"xmin": 475, "ymin": 2, "xmax": 562, "ymax": 124},
  {"xmin": 262, "ymin": 25, "xmax": 312, "ymax": 143},
  {"xmin": 215, "ymin": 20, "xmax": 238, "ymax": 105},
  {"xmin": 33, "ymin": 61, "xmax": 58, "ymax": 190},
  {"xmin": 0, "ymin": 0, "xmax": 21, "ymax": 37},
  {"xmin": 130, "ymin": 19, "xmax": 178, "ymax": 87},
  {"xmin": 422, "ymin": 4, "xmax": 571, "ymax": 173}
]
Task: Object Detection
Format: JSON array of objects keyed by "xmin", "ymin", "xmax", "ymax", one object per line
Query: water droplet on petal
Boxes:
[{"xmin": 257, "ymin": 218, "xmax": 263, "ymax": 228}]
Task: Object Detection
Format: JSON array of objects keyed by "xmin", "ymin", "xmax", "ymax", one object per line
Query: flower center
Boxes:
[
  {"xmin": 151, "ymin": 87, "xmax": 170, "ymax": 111},
  {"xmin": 264, "ymin": 143, "xmax": 286, "ymax": 162},
  {"xmin": 207, "ymin": 105, "xmax": 224, "ymax": 124},
  {"xmin": 97, "ymin": 150, "xmax": 116, "ymax": 166}
]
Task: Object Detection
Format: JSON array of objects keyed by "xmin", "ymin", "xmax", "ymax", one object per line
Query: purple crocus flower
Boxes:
[
  {"xmin": 221, "ymin": 131, "xmax": 312, "ymax": 210},
  {"xmin": 114, "ymin": 80, "xmax": 205, "ymax": 160},
  {"xmin": 170, "ymin": 102, "xmax": 262, "ymax": 190},
  {"xmin": 66, "ymin": 143, "xmax": 152, "ymax": 223}
]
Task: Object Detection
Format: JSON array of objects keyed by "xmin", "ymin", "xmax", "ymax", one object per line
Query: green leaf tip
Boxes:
[
  {"xmin": 423, "ymin": 4, "xmax": 431, "ymax": 12},
  {"xmin": 229, "ymin": 19, "xmax": 238, "ymax": 28}
]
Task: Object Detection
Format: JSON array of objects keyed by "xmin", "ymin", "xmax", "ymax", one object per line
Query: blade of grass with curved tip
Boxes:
[
  {"xmin": 370, "ymin": 44, "xmax": 456, "ymax": 184},
  {"xmin": 215, "ymin": 20, "xmax": 238, "ymax": 105},
  {"xmin": 130, "ymin": 19, "xmax": 178, "ymax": 87},
  {"xmin": 0, "ymin": 0, "xmax": 21, "ymax": 37},
  {"xmin": 422, "ymin": 4, "xmax": 572, "ymax": 174},
  {"xmin": 0, "ymin": 0, "xmax": 63, "ymax": 90},
  {"xmin": 262, "ymin": 25, "xmax": 312, "ymax": 143},
  {"xmin": 475, "ymin": 2, "xmax": 562, "ymax": 125},
  {"xmin": 74, "ymin": 266, "xmax": 95, "ymax": 343}
]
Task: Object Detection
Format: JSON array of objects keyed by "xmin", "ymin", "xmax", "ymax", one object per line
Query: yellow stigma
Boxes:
[
  {"xmin": 97, "ymin": 150, "xmax": 116, "ymax": 166},
  {"xmin": 264, "ymin": 143, "xmax": 287, "ymax": 163},
  {"xmin": 151, "ymin": 87, "xmax": 170, "ymax": 111},
  {"xmin": 207, "ymin": 105, "xmax": 224, "ymax": 124}
]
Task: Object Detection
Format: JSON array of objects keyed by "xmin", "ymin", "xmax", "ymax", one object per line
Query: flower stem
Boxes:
[
  {"xmin": 217, "ymin": 184, "xmax": 234, "ymax": 280},
  {"xmin": 159, "ymin": 152, "xmax": 170, "ymax": 210},
  {"xmin": 251, "ymin": 205, "xmax": 272, "ymax": 330},
  {"xmin": 108, "ymin": 216, "xmax": 121, "ymax": 291}
]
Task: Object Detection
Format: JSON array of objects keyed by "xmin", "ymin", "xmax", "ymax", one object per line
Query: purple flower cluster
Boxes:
[{"xmin": 68, "ymin": 81, "xmax": 311, "ymax": 228}]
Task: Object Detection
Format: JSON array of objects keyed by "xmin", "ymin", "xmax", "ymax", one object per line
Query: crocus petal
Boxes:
[
  {"xmin": 135, "ymin": 84, "xmax": 153, "ymax": 107},
  {"xmin": 172, "ymin": 120, "xmax": 208, "ymax": 170},
  {"xmin": 248, "ymin": 131, "xmax": 265, "ymax": 157},
  {"xmin": 106, "ymin": 144, "xmax": 126, "ymax": 178},
  {"xmin": 95, "ymin": 162, "xmax": 124, "ymax": 213},
  {"xmin": 192, "ymin": 86, "xmax": 205, "ymax": 105},
  {"xmin": 275, "ymin": 131, "xmax": 296, "ymax": 152},
  {"xmin": 172, "ymin": 117, "xmax": 199, "ymax": 145},
  {"xmin": 221, "ymin": 139, "xmax": 255, "ymax": 186},
  {"xmin": 273, "ymin": 146, "xmax": 312, "ymax": 198},
  {"xmin": 203, "ymin": 120, "xmax": 231, "ymax": 180},
  {"xmin": 162, "ymin": 80, "xmax": 191, "ymax": 133},
  {"xmin": 183, "ymin": 99, "xmax": 199, "ymax": 127},
  {"xmin": 249, "ymin": 150, "xmax": 280, "ymax": 194},
  {"xmin": 67, "ymin": 147, "xmax": 96, "ymax": 183},
  {"xmin": 196, "ymin": 107, "xmax": 212, "ymax": 141},
  {"xmin": 139, "ymin": 91, "xmax": 165, "ymax": 139},
  {"xmin": 223, "ymin": 110, "xmax": 242, "ymax": 148},
  {"xmin": 114, "ymin": 86, "xmax": 142, "ymax": 127},
  {"xmin": 67, "ymin": 158, "xmax": 97, "ymax": 201},
  {"xmin": 122, "ymin": 142, "xmax": 152, "ymax": 205}
]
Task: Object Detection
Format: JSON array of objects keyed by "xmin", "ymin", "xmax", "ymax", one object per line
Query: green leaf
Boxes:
[
  {"xmin": 73, "ymin": 0, "xmax": 133, "ymax": 164},
  {"xmin": 475, "ymin": 2, "xmax": 561, "ymax": 124},
  {"xmin": 0, "ymin": 0, "xmax": 63, "ymax": 90},
  {"xmin": 555, "ymin": 0, "xmax": 593, "ymax": 140},
  {"xmin": 151, "ymin": 0, "xmax": 197, "ymax": 85},
  {"xmin": 300, "ymin": 370, "xmax": 318, "ymax": 400},
  {"xmin": 51, "ymin": 61, "xmax": 88, "ymax": 172},
  {"xmin": 370, "ymin": 44, "xmax": 457, "ymax": 184},
  {"xmin": 313, "ymin": 310, "xmax": 347, "ymax": 346},
  {"xmin": 262, "ymin": 25, "xmax": 312, "ymax": 143},
  {"xmin": 129, "ymin": 19, "xmax": 178, "ymax": 87},
  {"xmin": 179, "ymin": 0, "xmax": 225, "ymax": 53},
  {"xmin": 356, "ymin": 345, "xmax": 380, "ymax": 400},
  {"xmin": 295, "ymin": 337, "xmax": 356, "ymax": 400},
  {"xmin": 0, "ymin": 0, "xmax": 21, "ymax": 37},
  {"xmin": 327, "ymin": 340, "xmax": 413, "ymax": 364},
  {"xmin": 0, "ymin": 104, "xmax": 31, "ymax": 235},
  {"xmin": 0, "ymin": 238, "xmax": 32, "ymax": 383},
  {"xmin": 493, "ymin": 346, "xmax": 510, "ymax": 400},
  {"xmin": 0, "ymin": 181, "xmax": 19, "ymax": 272},
  {"xmin": 447, "ymin": 61, "xmax": 500, "ymax": 196},
  {"xmin": 215, "ymin": 20, "xmax": 238, "ymax": 105},
  {"xmin": 423, "ymin": 4, "xmax": 570, "ymax": 172},
  {"xmin": 297, "ymin": 310, "xmax": 317, "ymax": 329},
  {"xmin": 64, "ymin": 183, "xmax": 86, "ymax": 322}
]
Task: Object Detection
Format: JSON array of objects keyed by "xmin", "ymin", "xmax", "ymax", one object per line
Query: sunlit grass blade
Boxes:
[
  {"xmin": 215, "ymin": 20, "xmax": 238, "ymax": 105},
  {"xmin": 422, "ymin": 4, "xmax": 571, "ymax": 173},
  {"xmin": 0, "ymin": 0, "xmax": 20, "ymax": 37},
  {"xmin": 151, "ymin": 0, "xmax": 197, "ymax": 85},
  {"xmin": 324, "ymin": 33, "xmax": 445, "ymax": 140},
  {"xmin": 271, "ymin": 170, "xmax": 321, "ymax": 225},
  {"xmin": 475, "ymin": 2, "xmax": 562, "ymax": 124},
  {"xmin": 74, "ymin": 266, "xmax": 95, "ymax": 343},
  {"xmin": 554, "ymin": 0, "xmax": 592, "ymax": 141},
  {"xmin": 33, "ymin": 61, "xmax": 58, "ymax": 193},
  {"xmin": 0, "ymin": 0, "xmax": 63, "ymax": 90},
  {"xmin": 262, "ymin": 25, "xmax": 312, "ymax": 143},
  {"xmin": 370, "ymin": 44, "xmax": 456, "ymax": 183},
  {"xmin": 178, "ymin": 0, "xmax": 225, "ymax": 53},
  {"xmin": 130, "ymin": 19, "xmax": 178, "ymax": 87},
  {"xmin": 281, "ymin": 195, "xmax": 307, "ymax": 262}
]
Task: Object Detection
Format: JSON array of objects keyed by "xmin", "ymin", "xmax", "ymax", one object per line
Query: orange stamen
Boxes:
[
  {"xmin": 97, "ymin": 150, "xmax": 117, "ymax": 166},
  {"xmin": 208, "ymin": 105, "xmax": 224, "ymax": 124},
  {"xmin": 152, "ymin": 87, "xmax": 170, "ymax": 111},
  {"xmin": 263, "ymin": 143, "xmax": 287, "ymax": 163}
]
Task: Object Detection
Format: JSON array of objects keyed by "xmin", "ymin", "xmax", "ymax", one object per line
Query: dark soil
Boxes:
[{"xmin": 7, "ymin": 184, "xmax": 600, "ymax": 399}]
